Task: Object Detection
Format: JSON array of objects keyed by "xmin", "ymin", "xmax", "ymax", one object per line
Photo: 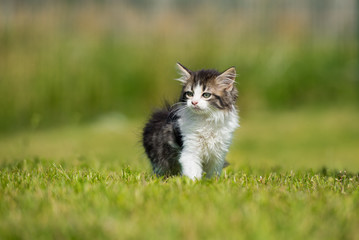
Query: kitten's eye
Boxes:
[
  {"xmin": 202, "ymin": 92, "xmax": 212, "ymax": 98},
  {"xmin": 185, "ymin": 91, "xmax": 193, "ymax": 98}
]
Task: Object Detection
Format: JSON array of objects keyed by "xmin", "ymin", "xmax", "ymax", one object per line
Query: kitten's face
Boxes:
[{"xmin": 176, "ymin": 63, "xmax": 238, "ymax": 114}]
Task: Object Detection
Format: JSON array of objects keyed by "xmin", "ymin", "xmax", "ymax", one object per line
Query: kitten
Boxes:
[{"xmin": 142, "ymin": 63, "xmax": 239, "ymax": 180}]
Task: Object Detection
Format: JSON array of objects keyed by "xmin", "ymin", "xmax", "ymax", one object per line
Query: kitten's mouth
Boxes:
[
  {"xmin": 190, "ymin": 105, "xmax": 201, "ymax": 110},
  {"xmin": 190, "ymin": 106, "xmax": 206, "ymax": 113}
]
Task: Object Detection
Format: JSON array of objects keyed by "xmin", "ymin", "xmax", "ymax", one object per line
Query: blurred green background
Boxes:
[
  {"xmin": 0, "ymin": 0, "xmax": 358, "ymax": 171},
  {"xmin": 1, "ymin": 2, "xmax": 359, "ymax": 239}
]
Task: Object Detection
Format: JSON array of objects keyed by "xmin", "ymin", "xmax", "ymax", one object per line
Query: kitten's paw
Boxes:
[
  {"xmin": 187, "ymin": 174, "xmax": 202, "ymax": 181},
  {"xmin": 182, "ymin": 169, "xmax": 202, "ymax": 180}
]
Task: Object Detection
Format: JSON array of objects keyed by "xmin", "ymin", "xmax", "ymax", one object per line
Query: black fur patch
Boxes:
[{"xmin": 142, "ymin": 107, "xmax": 182, "ymax": 176}]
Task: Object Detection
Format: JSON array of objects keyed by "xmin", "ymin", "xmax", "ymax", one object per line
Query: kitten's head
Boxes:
[{"xmin": 176, "ymin": 63, "xmax": 238, "ymax": 114}]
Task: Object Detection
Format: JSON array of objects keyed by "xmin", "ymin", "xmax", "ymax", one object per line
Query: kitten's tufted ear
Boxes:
[
  {"xmin": 176, "ymin": 63, "xmax": 192, "ymax": 84},
  {"xmin": 216, "ymin": 67, "xmax": 236, "ymax": 92}
]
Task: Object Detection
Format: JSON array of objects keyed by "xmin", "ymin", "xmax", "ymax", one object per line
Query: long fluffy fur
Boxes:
[{"xmin": 143, "ymin": 65, "xmax": 239, "ymax": 179}]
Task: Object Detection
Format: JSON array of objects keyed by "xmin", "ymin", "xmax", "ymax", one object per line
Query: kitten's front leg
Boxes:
[
  {"xmin": 179, "ymin": 150, "xmax": 203, "ymax": 180},
  {"xmin": 205, "ymin": 158, "xmax": 225, "ymax": 179}
]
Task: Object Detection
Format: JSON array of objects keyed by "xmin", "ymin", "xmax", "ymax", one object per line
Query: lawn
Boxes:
[{"xmin": 1, "ymin": 107, "xmax": 358, "ymax": 239}]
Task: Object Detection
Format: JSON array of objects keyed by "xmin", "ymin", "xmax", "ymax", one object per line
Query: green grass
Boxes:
[
  {"xmin": 1, "ymin": 108, "xmax": 359, "ymax": 239},
  {"xmin": 1, "ymin": 162, "xmax": 358, "ymax": 240}
]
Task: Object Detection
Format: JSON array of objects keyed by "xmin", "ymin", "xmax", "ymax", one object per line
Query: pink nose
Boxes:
[{"xmin": 191, "ymin": 100, "xmax": 198, "ymax": 105}]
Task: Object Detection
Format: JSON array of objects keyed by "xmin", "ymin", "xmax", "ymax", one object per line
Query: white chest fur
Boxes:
[{"xmin": 178, "ymin": 108, "xmax": 239, "ymax": 179}]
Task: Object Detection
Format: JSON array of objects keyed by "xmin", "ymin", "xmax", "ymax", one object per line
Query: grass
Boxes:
[
  {"xmin": 1, "ymin": 162, "xmax": 358, "ymax": 240},
  {"xmin": 1, "ymin": 107, "xmax": 359, "ymax": 239}
]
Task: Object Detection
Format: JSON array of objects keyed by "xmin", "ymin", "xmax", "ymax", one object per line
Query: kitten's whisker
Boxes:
[
  {"xmin": 174, "ymin": 106, "xmax": 189, "ymax": 116},
  {"xmin": 169, "ymin": 104, "xmax": 186, "ymax": 114},
  {"xmin": 169, "ymin": 104, "xmax": 189, "ymax": 119},
  {"xmin": 171, "ymin": 102, "xmax": 186, "ymax": 108}
]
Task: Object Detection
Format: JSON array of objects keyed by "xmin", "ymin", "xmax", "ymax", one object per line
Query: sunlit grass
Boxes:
[
  {"xmin": 231, "ymin": 107, "xmax": 359, "ymax": 172},
  {"xmin": 1, "ymin": 158, "xmax": 358, "ymax": 239},
  {"xmin": 2, "ymin": 107, "xmax": 358, "ymax": 173},
  {"xmin": 1, "ymin": 107, "xmax": 359, "ymax": 239}
]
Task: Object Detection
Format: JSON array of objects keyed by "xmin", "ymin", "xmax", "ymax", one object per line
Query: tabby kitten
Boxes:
[{"xmin": 142, "ymin": 63, "xmax": 239, "ymax": 180}]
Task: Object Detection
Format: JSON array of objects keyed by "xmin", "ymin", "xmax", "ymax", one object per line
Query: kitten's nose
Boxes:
[{"xmin": 191, "ymin": 100, "xmax": 198, "ymax": 105}]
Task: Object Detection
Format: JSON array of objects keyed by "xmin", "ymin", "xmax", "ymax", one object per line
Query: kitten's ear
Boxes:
[
  {"xmin": 216, "ymin": 67, "xmax": 236, "ymax": 92},
  {"xmin": 176, "ymin": 63, "xmax": 192, "ymax": 84}
]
